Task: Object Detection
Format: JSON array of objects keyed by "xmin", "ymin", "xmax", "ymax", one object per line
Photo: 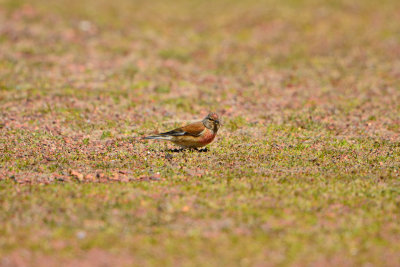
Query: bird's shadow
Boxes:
[{"xmin": 165, "ymin": 147, "xmax": 209, "ymax": 153}]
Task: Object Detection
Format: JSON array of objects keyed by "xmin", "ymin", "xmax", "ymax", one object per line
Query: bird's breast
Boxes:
[{"xmin": 199, "ymin": 129, "xmax": 216, "ymax": 145}]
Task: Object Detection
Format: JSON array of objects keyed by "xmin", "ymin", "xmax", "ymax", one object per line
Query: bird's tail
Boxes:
[{"xmin": 143, "ymin": 135, "xmax": 172, "ymax": 140}]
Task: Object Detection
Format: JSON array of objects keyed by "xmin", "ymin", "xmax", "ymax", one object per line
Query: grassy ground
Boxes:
[{"xmin": 1, "ymin": 0, "xmax": 400, "ymax": 266}]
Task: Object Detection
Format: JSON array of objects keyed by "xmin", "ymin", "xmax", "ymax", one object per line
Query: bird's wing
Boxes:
[{"xmin": 160, "ymin": 121, "xmax": 205, "ymax": 137}]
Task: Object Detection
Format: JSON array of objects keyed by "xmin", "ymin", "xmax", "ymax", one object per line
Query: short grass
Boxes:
[{"xmin": 1, "ymin": 0, "xmax": 400, "ymax": 266}]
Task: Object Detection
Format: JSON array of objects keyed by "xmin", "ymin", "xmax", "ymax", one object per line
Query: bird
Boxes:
[{"xmin": 144, "ymin": 113, "xmax": 220, "ymax": 149}]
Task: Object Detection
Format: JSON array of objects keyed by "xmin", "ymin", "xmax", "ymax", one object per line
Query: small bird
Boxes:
[{"xmin": 144, "ymin": 113, "xmax": 220, "ymax": 149}]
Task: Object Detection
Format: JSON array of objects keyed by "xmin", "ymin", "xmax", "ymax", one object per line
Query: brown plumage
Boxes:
[{"xmin": 144, "ymin": 113, "xmax": 220, "ymax": 148}]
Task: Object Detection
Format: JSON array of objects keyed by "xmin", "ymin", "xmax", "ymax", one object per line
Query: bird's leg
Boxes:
[{"xmin": 166, "ymin": 148, "xmax": 183, "ymax": 153}]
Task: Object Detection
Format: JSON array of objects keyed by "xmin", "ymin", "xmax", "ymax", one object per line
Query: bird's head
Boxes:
[{"xmin": 203, "ymin": 112, "xmax": 220, "ymax": 132}]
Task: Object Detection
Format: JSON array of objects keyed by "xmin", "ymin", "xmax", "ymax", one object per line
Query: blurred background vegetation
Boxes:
[{"xmin": 1, "ymin": 0, "xmax": 400, "ymax": 266}]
